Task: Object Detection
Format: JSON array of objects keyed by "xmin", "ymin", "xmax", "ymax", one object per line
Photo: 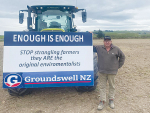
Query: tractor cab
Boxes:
[{"xmin": 19, "ymin": 5, "xmax": 87, "ymax": 32}]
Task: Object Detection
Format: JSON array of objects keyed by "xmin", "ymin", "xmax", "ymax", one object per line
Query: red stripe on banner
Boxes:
[
  {"xmin": 12, "ymin": 83, "xmax": 21, "ymax": 87},
  {"xmin": 5, "ymin": 83, "xmax": 10, "ymax": 86},
  {"xmin": 25, "ymin": 81, "xmax": 91, "ymax": 85}
]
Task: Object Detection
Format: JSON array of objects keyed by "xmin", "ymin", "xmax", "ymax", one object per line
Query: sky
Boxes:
[{"xmin": 1, "ymin": 0, "xmax": 150, "ymax": 34}]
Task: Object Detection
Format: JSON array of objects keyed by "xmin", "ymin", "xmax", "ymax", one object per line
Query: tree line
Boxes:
[{"xmin": 92, "ymin": 30, "xmax": 150, "ymax": 39}]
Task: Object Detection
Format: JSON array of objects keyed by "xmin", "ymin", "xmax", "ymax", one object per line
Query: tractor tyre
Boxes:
[
  {"xmin": 75, "ymin": 52, "xmax": 98, "ymax": 92},
  {"xmin": 8, "ymin": 88, "xmax": 31, "ymax": 96}
]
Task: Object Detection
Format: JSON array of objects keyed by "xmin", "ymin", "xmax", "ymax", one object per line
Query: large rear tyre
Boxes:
[
  {"xmin": 75, "ymin": 52, "xmax": 98, "ymax": 92},
  {"xmin": 74, "ymin": 74, "xmax": 98, "ymax": 92},
  {"xmin": 8, "ymin": 88, "xmax": 31, "ymax": 96}
]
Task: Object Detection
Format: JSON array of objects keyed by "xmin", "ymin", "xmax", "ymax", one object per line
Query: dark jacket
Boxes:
[{"xmin": 93, "ymin": 44, "xmax": 125, "ymax": 75}]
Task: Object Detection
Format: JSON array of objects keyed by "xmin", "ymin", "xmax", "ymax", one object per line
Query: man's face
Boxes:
[{"xmin": 104, "ymin": 40, "xmax": 112, "ymax": 47}]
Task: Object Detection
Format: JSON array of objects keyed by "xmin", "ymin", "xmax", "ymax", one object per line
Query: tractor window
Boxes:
[{"xmin": 37, "ymin": 10, "xmax": 70, "ymax": 32}]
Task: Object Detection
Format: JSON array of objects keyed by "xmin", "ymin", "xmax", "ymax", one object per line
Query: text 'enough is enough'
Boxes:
[{"xmin": 13, "ymin": 35, "xmax": 84, "ymax": 42}]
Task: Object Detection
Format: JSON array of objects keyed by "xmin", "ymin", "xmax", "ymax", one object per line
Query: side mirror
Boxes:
[
  {"xmin": 27, "ymin": 17, "xmax": 32, "ymax": 30},
  {"xmin": 72, "ymin": 14, "xmax": 75, "ymax": 18},
  {"xmin": 82, "ymin": 12, "xmax": 87, "ymax": 23},
  {"xmin": 19, "ymin": 13, "xmax": 24, "ymax": 24}
]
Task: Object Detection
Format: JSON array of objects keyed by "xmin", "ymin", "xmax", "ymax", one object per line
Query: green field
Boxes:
[
  {"xmin": 0, "ymin": 35, "xmax": 4, "ymax": 39},
  {"xmin": 93, "ymin": 30, "xmax": 150, "ymax": 39},
  {"xmin": 0, "ymin": 35, "xmax": 4, "ymax": 41}
]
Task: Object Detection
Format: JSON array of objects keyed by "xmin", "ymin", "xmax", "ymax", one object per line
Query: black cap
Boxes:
[{"xmin": 104, "ymin": 36, "xmax": 111, "ymax": 40}]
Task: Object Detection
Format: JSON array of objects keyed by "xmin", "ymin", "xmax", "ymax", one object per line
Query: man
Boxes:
[{"xmin": 93, "ymin": 36, "xmax": 125, "ymax": 110}]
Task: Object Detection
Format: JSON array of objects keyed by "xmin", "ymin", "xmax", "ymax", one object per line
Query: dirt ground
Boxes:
[{"xmin": 0, "ymin": 39, "xmax": 150, "ymax": 113}]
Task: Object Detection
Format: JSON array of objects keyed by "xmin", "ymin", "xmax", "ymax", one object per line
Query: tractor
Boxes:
[{"xmin": 7, "ymin": 5, "xmax": 98, "ymax": 96}]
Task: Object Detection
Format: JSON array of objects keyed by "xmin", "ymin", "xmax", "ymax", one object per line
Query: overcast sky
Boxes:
[{"xmin": 1, "ymin": 0, "xmax": 150, "ymax": 34}]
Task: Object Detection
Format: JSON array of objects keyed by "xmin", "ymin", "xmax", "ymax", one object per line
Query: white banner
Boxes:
[{"xmin": 3, "ymin": 46, "xmax": 93, "ymax": 72}]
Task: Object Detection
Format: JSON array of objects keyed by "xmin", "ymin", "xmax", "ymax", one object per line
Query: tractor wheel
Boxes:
[
  {"xmin": 75, "ymin": 52, "xmax": 98, "ymax": 92},
  {"xmin": 74, "ymin": 74, "xmax": 98, "ymax": 92},
  {"xmin": 8, "ymin": 88, "xmax": 31, "ymax": 96}
]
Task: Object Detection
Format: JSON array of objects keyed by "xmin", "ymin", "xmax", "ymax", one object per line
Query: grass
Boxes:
[
  {"xmin": 0, "ymin": 35, "xmax": 4, "ymax": 39},
  {"xmin": 0, "ymin": 35, "xmax": 4, "ymax": 41},
  {"xmin": 93, "ymin": 31, "xmax": 150, "ymax": 39}
]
